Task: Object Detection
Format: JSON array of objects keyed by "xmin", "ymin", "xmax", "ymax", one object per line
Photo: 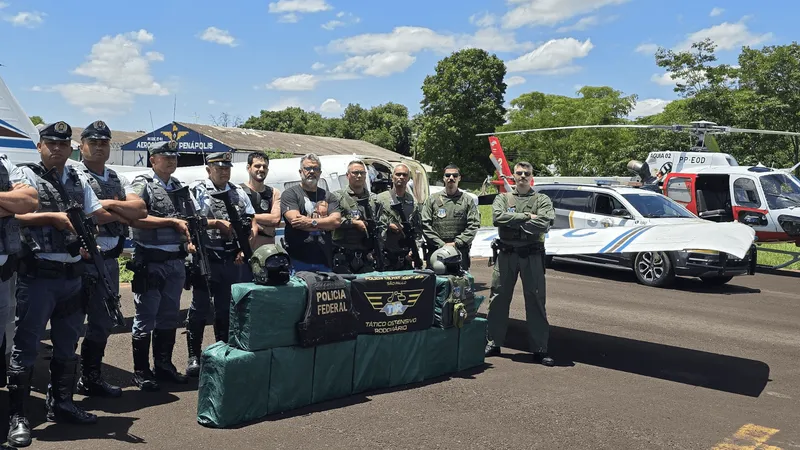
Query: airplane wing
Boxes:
[{"xmin": 470, "ymin": 222, "xmax": 756, "ymax": 260}]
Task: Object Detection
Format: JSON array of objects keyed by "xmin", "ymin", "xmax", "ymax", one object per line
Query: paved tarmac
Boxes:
[{"xmin": 3, "ymin": 259, "xmax": 799, "ymax": 450}]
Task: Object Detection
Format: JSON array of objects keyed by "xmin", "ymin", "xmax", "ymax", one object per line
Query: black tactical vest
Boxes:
[
  {"xmin": 131, "ymin": 174, "xmax": 186, "ymax": 246},
  {"xmin": 82, "ymin": 167, "xmax": 128, "ymax": 238},
  {"xmin": 240, "ymin": 183, "xmax": 273, "ymax": 214},
  {"xmin": 19, "ymin": 163, "xmax": 85, "ymax": 254},
  {"xmin": 332, "ymin": 189, "xmax": 376, "ymax": 250},
  {"xmin": 197, "ymin": 180, "xmax": 251, "ymax": 249},
  {"xmin": 295, "ymin": 271, "xmax": 359, "ymax": 347},
  {"xmin": 0, "ymin": 157, "xmax": 21, "ymax": 255}
]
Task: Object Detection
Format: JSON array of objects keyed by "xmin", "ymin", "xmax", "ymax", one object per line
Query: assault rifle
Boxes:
[
  {"xmin": 172, "ymin": 186, "xmax": 212, "ymax": 293},
  {"xmin": 390, "ymin": 201, "xmax": 424, "ymax": 269},
  {"xmin": 210, "ymin": 189, "xmax": 254, "ymax": 261},
  {"xmin": 357, "ymin": 198, "xmax": 385, "ymax": 271},
  {"xmin": 40, "ymin": 167, "xmax": 125, "ymax": 327}
]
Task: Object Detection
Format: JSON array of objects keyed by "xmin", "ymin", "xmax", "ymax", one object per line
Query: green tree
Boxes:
[
  {"xmin": 416, "ymin": 48, "xmax": 507, "ymax": 179},
  {"xmin": 29, "ymin": 116, "xmax": 44, "ymax": 125}
]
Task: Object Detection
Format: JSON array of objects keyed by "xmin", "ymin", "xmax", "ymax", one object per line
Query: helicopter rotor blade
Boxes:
[
  {"xmin": 476, "ymin": 123, "xmax": 800, "ymax": 137},
  {"xmin": 475, "ymin": 124, "xmax": 661, "ymax": 137},
  {"xmin": 715, "ymin": 126, "xmax": 800, "ymax": 136}
]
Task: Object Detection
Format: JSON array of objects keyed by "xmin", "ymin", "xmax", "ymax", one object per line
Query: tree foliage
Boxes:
[
  {"xmin": 29, "ymin": 116, "xmax": 44, "ymax": 125},
  {"xmin": 416, "ymin": 48, "xmax": 507, "ymax": 180}
]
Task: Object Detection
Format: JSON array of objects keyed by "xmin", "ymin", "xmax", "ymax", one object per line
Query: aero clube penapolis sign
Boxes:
[{"xmin": 350, "ymin": 272, "xmax": 435, "ymax": 334}]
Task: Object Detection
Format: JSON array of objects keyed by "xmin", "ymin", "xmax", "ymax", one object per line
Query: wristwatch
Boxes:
[{"xmin": 311, "ymin": 219, "xmax": 318, "ymax": 227}]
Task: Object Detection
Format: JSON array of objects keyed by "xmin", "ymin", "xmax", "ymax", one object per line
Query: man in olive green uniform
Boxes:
[
  {"xmin": 377, "ymin": 163, "xmax": 423, "ymax": 270},
  {"xmin": 485, "ymin": 161, "xmax": 556, "ymax": 366},
  {"xmin": 332, "ymin": 160, "xmax": 383, "ymax": 273},
  {"xmin": 421, "ymin": 164, "xmax": 481, "ymax": 270}
]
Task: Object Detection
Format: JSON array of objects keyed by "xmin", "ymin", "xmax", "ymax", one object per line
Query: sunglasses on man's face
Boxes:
[
  {"xmin": 444, "ymin": 173, "xmax": 460, "ymax": 179},
  {"xmin": 303, "ymin": 166, "xmax": 321, "ymax": 173},
  {"xmin": 515, "ymin": 171, "xmax": 531, "ymax": 176},
  {"xmin": 349, "ymin": 170, "xmax": 366, "ymax": 176}
]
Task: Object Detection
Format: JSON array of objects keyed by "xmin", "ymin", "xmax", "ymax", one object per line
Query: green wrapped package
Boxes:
[
  {"xmin": 457, "ymin": 317, "xmax": 487, "ymax": 372},
  {"xmin": 312, "ymin": 340, "xmax": 356, "ymax": 404},
  {"xmin": 196, "ymin": 342, "xmax": 272, "ymax": 428},
  {"xmin": 389, "ymin": 331, "xmax": 427, "ymax": 387},
  {"xmin": 230, "ymin": 278, "xmax": 307, "ymax": 351},
  {"xmin": 268, "ymin": 346, "xmax": 315, "ymax": 415},
  {"xmin": 352, "ymin": 334, "xmax": 393, "ymax": 394},
  {"xmin": 423, "ymin": 326, "xmax": 459, "ymax": 380}
]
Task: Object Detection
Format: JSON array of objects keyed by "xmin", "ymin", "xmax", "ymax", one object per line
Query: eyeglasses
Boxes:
[
  {"xmin": 444, "ymin": 173, "xmax": 460, "ymax": 179},
  {"xmin": 349, "ymin": 170, "xmax": 366, "ymax": 176},
  {"xmin": 515, "ymin": 171, "xmax": 531, "ymax": 176},
  {"xmin": 394, "ymin": 172, "xmax": 409, "ymax": 177},
  {"xmin": 303, "ymin": 166, "xmax": 321, "ymax": 173}
]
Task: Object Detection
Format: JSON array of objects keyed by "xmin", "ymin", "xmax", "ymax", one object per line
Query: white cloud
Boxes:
[
  {"xmin": 650, "ymin": 72, "xmax": 689, "ymax": 86},
  {"xmin": 332, "ymin": 52, "xmax": 417, "ymax": 77},
  {"xmin": 47, "ymin": 30, "xmax": 168, "ymax": 114},
  {"xmin": 208, "ymin": 100, "xmax": 217, "ymax": 105},
  {"xmin": 501, "ymin": 0, "xmax": 629, "ymax": 29},
  {"xmin": 267, "ymin": 97, "xmax": 313, "ymax": 111},
  {"xmin": 505, "ymin": 75, "xmax": 526, "ymax": 87},
  {"xmin": 198, "ymin": 26, "xmax": 238, "ymax": 47},
  {"xmin": 629, "ymin": 98, "xmax": 671, "ymax": 118},
  {"xmin": 322, "ymin": 20, "xmax": 345, "ymax": 30},
  {"xmin": 556, "ymin": 15, "xmax": 598, "ymax": 32},
  {"xmin": 0, "ymin": 2, "xmax": 9, "ymax": 9},
  {"xmin": 506, "ymin": 38, "xmax": 594, "ymax": 74},
  {"xmin": 311, "ymin": 62, "xmax": 326, "ymax": 70},
  {"xmin": 269, "ymin": 0, "xmax": 331, "ymax": 22},
  {"xmin": 267, "ymin": 73, "xmax": 319, "ymax": 91},
  {"xmin": 674, "ymin": 17, "xmax": 773, "ymax": 51},
  {"xmin": 635, "ymin": 43, "xmax": 658, "ymax": 54},
  {"xmin": 4, "ymin": 11, "xmax": 44, "ymax": 27},
  {"xmin": 710, "ymin": 7, "xmax": 724, "ymax": 17},
  {"xmin": 460, "ymin": 28, "xmax": 537, "ymax": 52},
  {"xmin": 320, "ymin": 98, "xmax": 342, "ymax": 113},
  {"xmin": 328, "ymin": 26, "xmax": 457, "ymax": 55},
  {"xmin": 469, "ymin": 12, "xmax": 497, "ymax": 27},
  {"xmin": 322, "ymin": 11, "xmax": 359, "ymax": 30}
]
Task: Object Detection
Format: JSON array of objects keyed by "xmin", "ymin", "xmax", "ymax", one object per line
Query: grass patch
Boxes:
[
  {"xmin": 756, "ymin": 242, "xmax": 800, "ymax": 270},
  {"xmin": 117, "ymin": 256, "xmax": 134, "ymax": 283},
  {"xmin": 479, "ymin": 205, "xmax": 493, "ymax": 227}
]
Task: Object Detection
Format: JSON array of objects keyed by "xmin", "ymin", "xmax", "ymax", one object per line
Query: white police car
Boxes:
[{"xmin": 535, "ymin": 182, "xmax": 756, "ymax": 287}]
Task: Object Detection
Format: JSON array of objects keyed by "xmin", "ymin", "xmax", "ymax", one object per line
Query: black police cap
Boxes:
[
  {"xmin": 205, "ymin": 151, "xmax": 233, "ymax": 167},
  {"xmin": 81, "ymin": 120, "xmax": 112, "ymax": 140},
  {"xmin": 149, "ymin": 140, "xmax": 180, "ymax": 156},
  {"xmin": 39, "ymin": 121, "xmax": 72, "ymax": 142}
]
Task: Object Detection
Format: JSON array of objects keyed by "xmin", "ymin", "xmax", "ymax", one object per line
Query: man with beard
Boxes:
[
  {"xmin": 376, "ymin": 163, "xmax": 422, "ymax": 270},
  {"xmin": 421, "ymin": 164, "xmax": 481, "ymax": 270},
  {"xmin": 240, "ymin": 152, "xmax": 281, "ymax": 250},
  {"xmin": 184, "ymin": 151, "xmax": 258, "ymax": 377},
  {"xmin": 76, "ymin": 120, "xmax": 147, "ymax": 399},
  {"xmin": 280, "ymin": 153, "xmax": 341, "ymax": 272},
  {"xmin": 9, "ymin": 121, "xmax": 116, "ymax": 447},
  {"xmin": 331, "ymin": 160, "xmax": 382, "ymax": 274}
]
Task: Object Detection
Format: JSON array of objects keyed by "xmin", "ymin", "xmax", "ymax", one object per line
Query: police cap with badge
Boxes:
[
  {"xmin": 81, "ymin": 120, "xmax": 111, "ymax": 140},
  {"xmin": 206, "ymin": 151, "xmax": 234, "ymax": 167},
  {"xmin": 149, "ymin": 140, "xmax": 180, "ymax": 156},
  {"xmin": 39, "ymin": 121, "xmax": 72, "ymax": 141}
]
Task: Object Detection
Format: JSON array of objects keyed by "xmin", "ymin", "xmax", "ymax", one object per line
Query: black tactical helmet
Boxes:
[
  {"xmin": 250, "ymin": 243, "xmax": 292, "ymax": 285},
  {"xmin": 429, "ymin": 246, "xmax": 462, "ymax": 275}
]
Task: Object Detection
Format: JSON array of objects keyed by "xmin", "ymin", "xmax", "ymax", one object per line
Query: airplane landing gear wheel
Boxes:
[{"xmin": 634, "ymin": 251, "xmax": 674, "ymax": 287}]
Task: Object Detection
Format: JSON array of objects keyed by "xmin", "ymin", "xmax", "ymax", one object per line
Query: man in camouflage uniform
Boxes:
[
  {"xmin": 377, "ymin": 163, "xmax": 422, "ymax": 270},
  {"xmin": 128, "ymin": 141, "xmax": 198, "ymax": 391},
  {"xmin": 421, "ymin": 164, "xmax": 481, "ymax": 271},
  {"xmin": 485, "ymin": 161, "xmax": 556, "ymax": 366},
  {"xmin": 185, "ymin": 151, "xmax": 257, "ymax": 377},
  {"xmin": 332, "ymin": 160, "xmax": 382, "ymax": 274},
  {"xmin": 76, "ymin": 120, "xmax": 147, "ymax": 398}
]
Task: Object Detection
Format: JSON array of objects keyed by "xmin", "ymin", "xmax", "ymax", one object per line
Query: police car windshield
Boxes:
[
  {"xmin": 621, "ymin": 193, "xmax": 696, "ymax": 218},
  {"xmin": 759, "ymin": 174, "xmax": 800, "ymax": 209}
]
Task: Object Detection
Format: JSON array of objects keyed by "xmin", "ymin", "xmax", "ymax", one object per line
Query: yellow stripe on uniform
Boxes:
[{"xmin": 711, "ymin": 423, "xmax": 781, "ymax": 450}]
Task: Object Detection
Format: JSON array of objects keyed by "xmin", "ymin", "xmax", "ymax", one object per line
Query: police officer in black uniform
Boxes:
[
  {"xmin": 9, "ymin": 121, "xmax": 116, "ymax": 447},
  {"xmin": 185, "ymin": 151, "xmax": 257, "ymax": 377},
  {"xmin": 128, "ymin": 141, "xmax": 197, "ymax": 391},
  {"xmin": 240, "ymin": 151, "xmax": 282, "ymax": 251},
  {"xmin": 331, "ymin": 160, "xmax": 383, "ymax": 273},
  {"xmin": 76, "ymin": 120, "xmax": 148, "ymax": 398}
]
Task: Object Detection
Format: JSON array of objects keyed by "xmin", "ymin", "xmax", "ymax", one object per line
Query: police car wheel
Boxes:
[
  {"xmin": 699, "ymin": 275, "xmax": 734, "ymax": 286},
  {"xmin": 633, "ymin": 251, "xmax": 674, "ymax": 287}
]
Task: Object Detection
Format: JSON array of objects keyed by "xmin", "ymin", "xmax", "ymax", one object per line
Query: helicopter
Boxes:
[{"xmin": 476, "ymin": 121, "xmax": 800, "ymax": 270}]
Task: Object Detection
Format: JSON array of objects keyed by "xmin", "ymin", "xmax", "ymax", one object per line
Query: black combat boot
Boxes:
[
  {"xmin": 213, "ymin": 317, "xmax": 229, "ymax": 344},
  {"xmin": 152, "ymin": 329, "xmax": 188, "ymax": 384},
  {"xmin": 7, "ymin": 367, "xmax": 33, "ymax": 447},
  {"xmin": 533, "ymin": 352, "xmax": 555, "ymax": 367},
  {"xmin": 132, "ymin": 333, "xmax": 160, "ymax": 391},
  {"xmin": 45, "ymin": 358, "xmax": 98, "ymax": 424},
  {"xmin": 77, "ymin": 339, "xmax": 122, "ymax": 398},
  {"xmin": 185, "ymin": 321, "xmax": 204, "ymax": 378}
]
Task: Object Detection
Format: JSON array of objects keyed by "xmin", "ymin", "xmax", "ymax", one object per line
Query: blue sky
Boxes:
[{"xmin": 0, "ymin": 0, "xmax": 794, "ymax": 133}]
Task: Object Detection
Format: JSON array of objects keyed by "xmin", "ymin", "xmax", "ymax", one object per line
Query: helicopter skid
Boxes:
[{"xmin": 754, "ymin": 244, "xmax": 800, "ymax": 270}]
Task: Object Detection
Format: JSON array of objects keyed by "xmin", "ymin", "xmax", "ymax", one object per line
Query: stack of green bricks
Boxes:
[{"xmin": 196, "ymin": 270, "xmax": 487, "ymax": 428}]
